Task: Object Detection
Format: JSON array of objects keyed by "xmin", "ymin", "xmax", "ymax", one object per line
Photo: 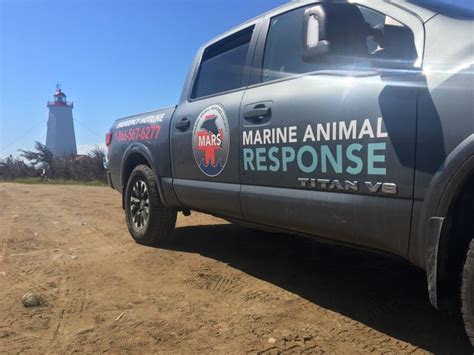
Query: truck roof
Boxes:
[
  {"xmin": 206, "ymin": 0, "xmax": 472, "ymax": 48},
  {"xmin": 198, "ymin": 0, "xmax": 437, "ymax": 51},
  {"xmin": 390, "ymin": 0, "xmax": 474, "ymax": 20},
  {"xmin": 246, "ymin": 0, "xmax": 440, "ymax": 25}
]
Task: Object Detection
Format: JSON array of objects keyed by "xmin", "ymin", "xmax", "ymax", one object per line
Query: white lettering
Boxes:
[
  {"xmin": 358, "ymin": 119, "xmax": 375, "ymax": 139},
  {"xmin": 303, "ymin": 125, "xmax": 315, "ymax": 142},
  {"xmin": 376, "ymin": 117, "xmax": 388, "ymax": 138},
  {"xmin": 316, "ymin": 123, "xmax": 330, "ymax": 141},
  {"xmin": 242, "ymin": 117, "xmax": 388, "ymax": 147},
  {"xmin": 254, "ymin": 130, "xmax": 263, "ymax": 145},
  {"xmin": 289, "ymin": 126, "xmax": 297, "ymax": 143},
  {"xmin": 276, "ymin": 127, "xmax": 287, "ymax": 144},
  {"xmin": 198, "ymin": 135, "xmax": 206, "ymax": 146},
  {"xmin": 339, "ymin": 120, "xmax": 357, "ymax": 140},
  {"xmin": 263, "ymin": 129, "xmax": 271, "ymax": 145},
  {"xmin": 243, "ymin": 131, "xmax": 253, "ymax": 146}
]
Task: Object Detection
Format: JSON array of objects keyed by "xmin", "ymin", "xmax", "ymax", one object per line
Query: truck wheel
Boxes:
[
  {"xmin": 461, "ymin": 239, "xmax": 474, "ymax": 346},
  {"xmin": 124, "ymin": 164, "xmax": 177, "ymax": 245}
]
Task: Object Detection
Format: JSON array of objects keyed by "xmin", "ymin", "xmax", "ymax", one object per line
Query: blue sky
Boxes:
[
  {"xmin": 0, "ymin": 0, "xmax": 286, "ymax": 157},
  {"xmin": 0, "ymin": 0, "xmax": 471, "ymax": 158}
]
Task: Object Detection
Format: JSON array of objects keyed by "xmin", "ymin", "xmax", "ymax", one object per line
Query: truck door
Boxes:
[
  {"xmin": 171, "ymin": 24, "xmax": 259, "ymax": 219},
  {"xmin": 240, "ymin": 2, "xmax": 423, "ymax": 256}
]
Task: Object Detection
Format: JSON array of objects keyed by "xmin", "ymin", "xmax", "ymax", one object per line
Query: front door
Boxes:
[{"xmin": 240, "ymin": 2, "xmax": 422, "ymax": 256}]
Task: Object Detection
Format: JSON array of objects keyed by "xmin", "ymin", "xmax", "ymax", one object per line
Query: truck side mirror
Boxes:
[{"xmin": 301, "ymin": 5, "xmax": 329, "ymax": 62}]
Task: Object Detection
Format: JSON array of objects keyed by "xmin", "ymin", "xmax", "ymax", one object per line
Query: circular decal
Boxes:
[{"xmin": 192, "ymin": 104, "xmax": 230, "ymax": 177}]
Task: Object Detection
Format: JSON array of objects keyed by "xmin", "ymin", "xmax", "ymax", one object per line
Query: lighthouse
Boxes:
[{"xmin": 45, "ymin": 85, "xmax": 77, "ymax": 156}]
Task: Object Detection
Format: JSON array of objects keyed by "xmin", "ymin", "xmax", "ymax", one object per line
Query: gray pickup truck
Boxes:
[{"xmin": 106, "ymin": 0, "xmax": 474, "ymax": 344}]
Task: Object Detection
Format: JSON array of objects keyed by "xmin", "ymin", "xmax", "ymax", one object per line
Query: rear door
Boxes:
[
  {"xmin": 240, "ymin": 2, "xmax": 423, "ymax": 256},
  {"xmin": 171, "ymin": 24, "xmax": 259, "ymax": 219}
]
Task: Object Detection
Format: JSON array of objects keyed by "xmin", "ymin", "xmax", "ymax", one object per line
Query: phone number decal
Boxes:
[{"xmin": 115, "ymin": 125, "xmax": 161, "ymax": 142}]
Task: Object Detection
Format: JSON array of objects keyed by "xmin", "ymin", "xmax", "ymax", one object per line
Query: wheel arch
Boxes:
[
  {"xmin": 120, "ymin": 144, "xmax": 167, "ymax": 208},
  {"xmin": 420, "ymin": 134, "xmax": 474, "ymax": 309}
]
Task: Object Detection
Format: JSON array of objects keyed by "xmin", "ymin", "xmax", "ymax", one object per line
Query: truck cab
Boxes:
[{"xmin": 107, "ymin": 0, "xmax": 474, "ymax": 344}]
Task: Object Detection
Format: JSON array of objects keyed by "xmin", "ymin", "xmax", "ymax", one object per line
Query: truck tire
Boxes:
[
  {"xmin": 462, "ymin": 239, "xmax": 474, "ymax": 346},
  {"xmin": 124, "ymin": 164, "xmax": 177, "ymax": 245}
]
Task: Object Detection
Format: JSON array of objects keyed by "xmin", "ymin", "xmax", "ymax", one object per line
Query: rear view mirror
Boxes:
[{"xmin": 301, "ymin": 5, "xmax": 329, "ymax": 62}]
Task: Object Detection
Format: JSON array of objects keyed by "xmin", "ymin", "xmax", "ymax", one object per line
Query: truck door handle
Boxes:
[
  {"xmin": 175, "ymin": 117, "xmax": 190, "ymax": 131},
  {"xmin": 244, "ymin": 106, "xmax": 271, "ymax": 121}
]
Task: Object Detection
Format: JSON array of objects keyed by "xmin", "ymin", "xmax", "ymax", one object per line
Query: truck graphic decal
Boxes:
[
  {"xmin": 192, "ymin": 105, "xmax": 230, "ymax": 177},
  {"xmin": 242, "ymin": 117, "xmax": 388, "ymax": 176}
]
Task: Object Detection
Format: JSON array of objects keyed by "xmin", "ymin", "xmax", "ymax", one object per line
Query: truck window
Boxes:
[
  {"xmin": 192, "ymin": 26, "xmax": 254, "ymax": 99},
  {"xmin": 262, "ymin": 4, "xmax": 417, "ymax": 82}
]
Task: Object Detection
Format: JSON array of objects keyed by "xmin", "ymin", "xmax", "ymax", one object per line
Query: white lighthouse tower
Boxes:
[{"xmin": 45, "ymin": 85, "xmax": 77, "ymax": 156}]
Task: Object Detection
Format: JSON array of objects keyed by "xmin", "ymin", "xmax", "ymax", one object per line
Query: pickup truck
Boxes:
[{"xmin": 106, "ymin": 0, "xmax": 474, "ymax": 344}]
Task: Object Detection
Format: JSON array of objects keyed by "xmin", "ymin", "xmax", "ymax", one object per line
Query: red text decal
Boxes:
[{"xmin": 115, "ymin": 125, "xmax": 161, "ymax": 142}]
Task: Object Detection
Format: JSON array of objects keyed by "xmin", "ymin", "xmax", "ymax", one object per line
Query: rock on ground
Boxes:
[{"xmin": 21, "ymin": 293, "xmax": 40, "ymax": 307}]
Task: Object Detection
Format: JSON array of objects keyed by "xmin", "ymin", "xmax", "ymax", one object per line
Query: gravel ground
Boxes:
[{"xmin": 0, "ymin": 183, "xmax": 471, "ymax": 353}]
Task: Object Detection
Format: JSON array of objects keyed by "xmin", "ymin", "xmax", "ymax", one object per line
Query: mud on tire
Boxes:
[
  {"xmin": 124, "ymin": 164, "xmax": 177, "ymax": 245},
  {"xmin": 462, "ymin": 239, "xmax": 474, "ymax": 347}
]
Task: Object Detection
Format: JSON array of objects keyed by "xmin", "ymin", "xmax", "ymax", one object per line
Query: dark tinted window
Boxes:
[
  {"xmin": 262, "ymin": 4, "xmax": 417, "ymax": 82},
  {"xmin": 263, "ymin": 7, "xmax": 316, "ymax": 82},
  {"xmin": 192, "ymin": 27, "xmax": 253, "ymax": 99}
]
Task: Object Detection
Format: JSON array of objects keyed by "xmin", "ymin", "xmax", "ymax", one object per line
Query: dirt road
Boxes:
[{"xmin": 0, "ymin": 183, "xmax": 471, "ymax": 353}]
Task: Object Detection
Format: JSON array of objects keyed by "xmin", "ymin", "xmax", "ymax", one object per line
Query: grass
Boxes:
[{"xmin": 1, "ymin": 177, "xmax": 108, "ymax": 186}]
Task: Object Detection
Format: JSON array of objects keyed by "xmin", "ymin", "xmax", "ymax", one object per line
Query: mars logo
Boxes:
[{"xmin": 192, "ymin": 104, "xmax": 230, "ymax": 177}]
